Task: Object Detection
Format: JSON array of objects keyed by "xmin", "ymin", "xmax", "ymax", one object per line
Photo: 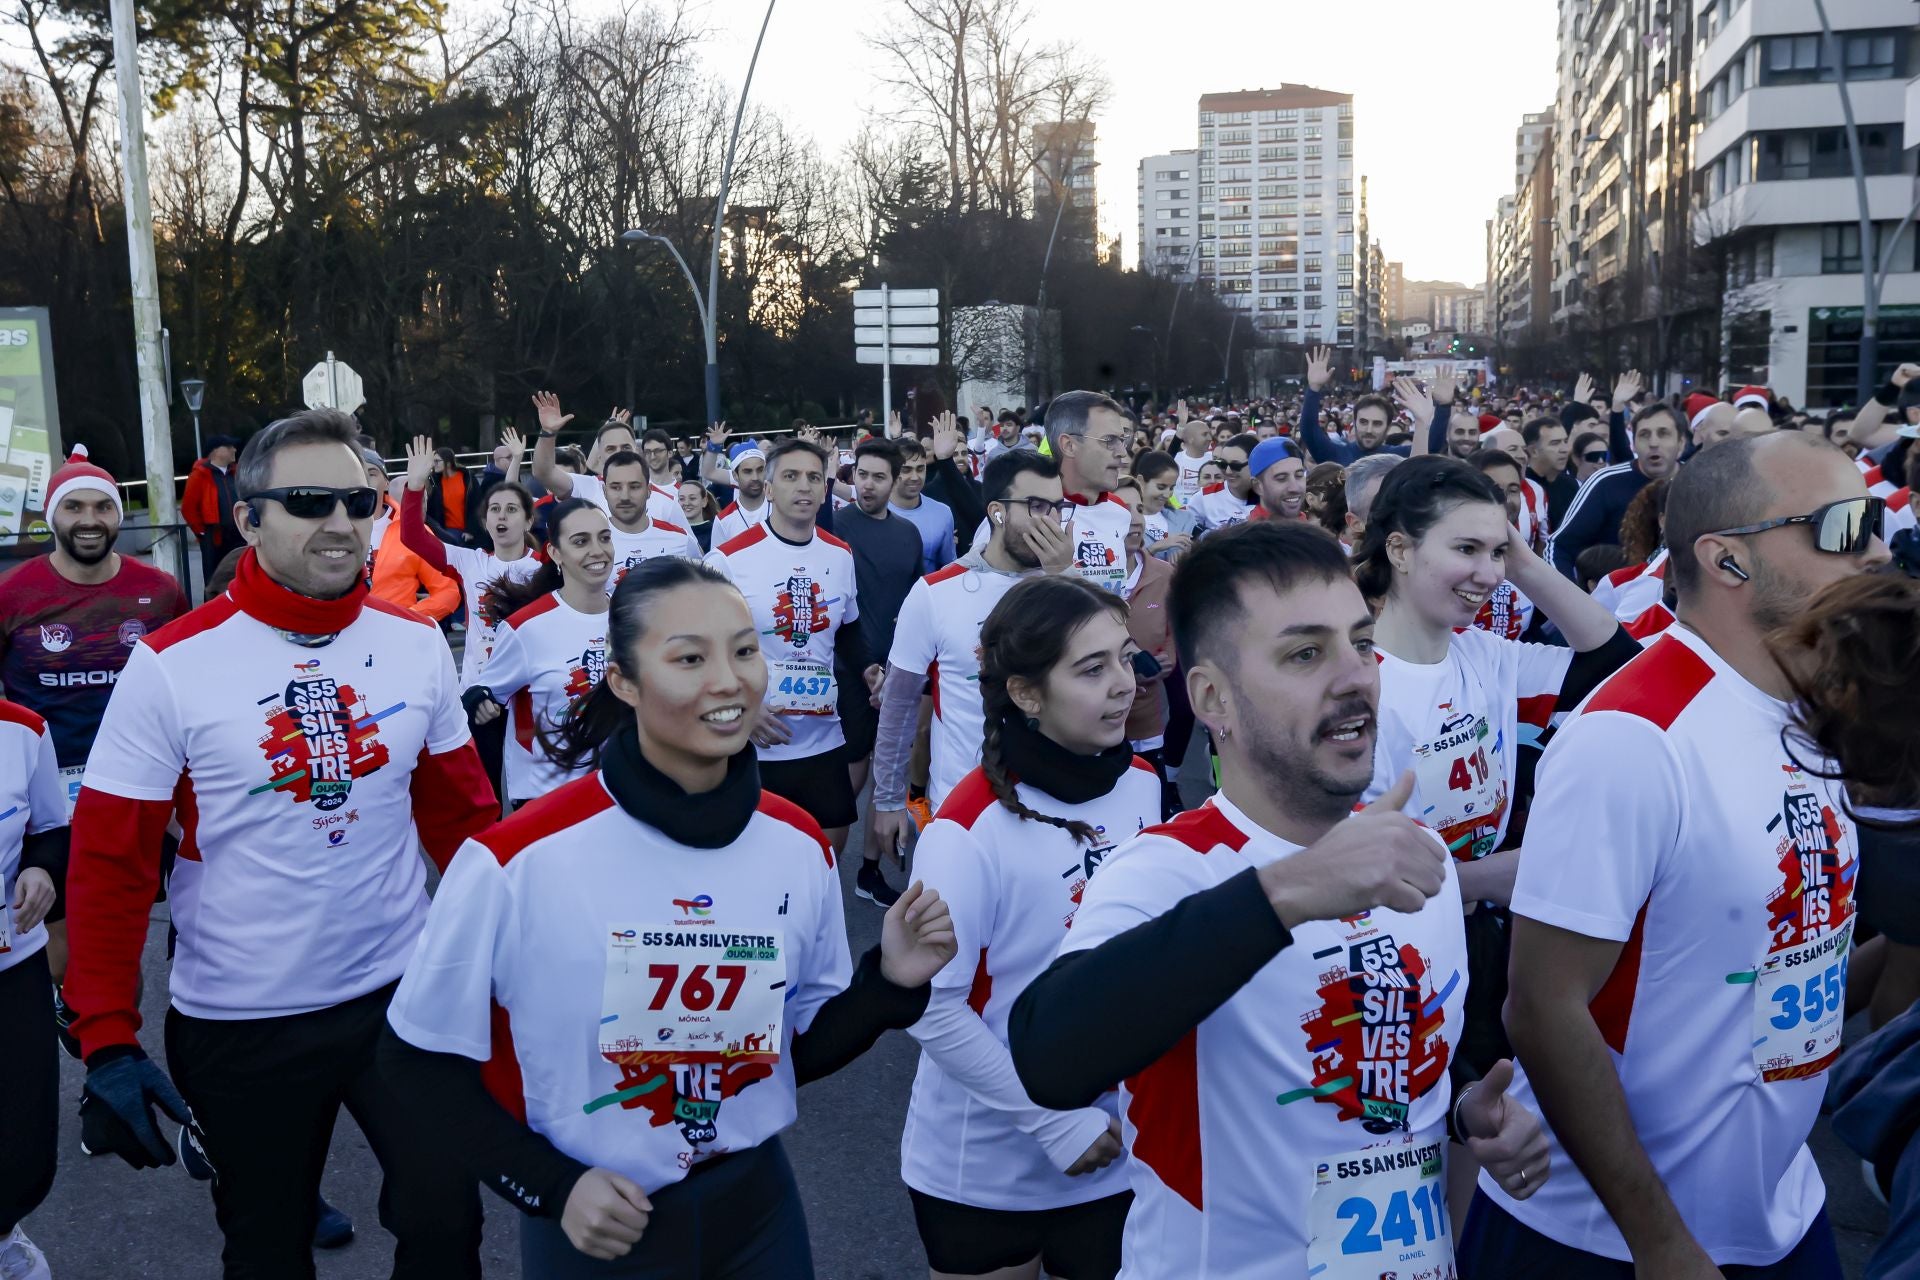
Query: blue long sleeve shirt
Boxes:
[{"xmin": 1294, "ymin": 389, "xmax": 1448, "ymax": 464}]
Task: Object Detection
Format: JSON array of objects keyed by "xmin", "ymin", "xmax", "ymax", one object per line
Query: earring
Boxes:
[
  {"xmin": 1025, "ymin": 716, "xmax": 1040, "ymax": 731},
  {"xmin": 1219, "ymin": 724, "xmax": 1232, "ymax": 741}
]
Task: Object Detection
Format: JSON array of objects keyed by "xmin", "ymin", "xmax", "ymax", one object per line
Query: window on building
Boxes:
[
  {"xmin": 1756, "ymin": 126, "xmax": 1904, "ymax": 181},
  {"xmin": 1760, "ymin": 31, "xmax": 1905, "ymax": 85}
]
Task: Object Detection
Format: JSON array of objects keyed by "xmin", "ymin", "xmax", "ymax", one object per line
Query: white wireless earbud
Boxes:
[{"xmin": 993, "ymin": 512, "xmax": 1004, "ymax": 524}]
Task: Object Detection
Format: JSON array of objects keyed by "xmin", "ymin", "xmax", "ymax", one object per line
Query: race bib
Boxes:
[
  {"xmin": 59, "ymin": 764, "xmax": 84, "ymax": 820},
  {"xmin": 1412, "ymin": 715, "xmax": 1503, "ymax": 860},
  {"xmin": 1309, "ymin": 1129, "xmax": 1456, "ymax": 1280},
  {"xmin": 769, "ymin": 656, "xmax": 835, "ymax": 716},
  {"xmin": 1752, "ymin": 920, "xmax": 1852, "ymax": 1079},
  {"xmin": 0, "ymin": 894, "xmax": 12, "ymax": 953},
  {"xmin": 601, "ymin": 923, "xmax": 786, "ymax": 1068}
]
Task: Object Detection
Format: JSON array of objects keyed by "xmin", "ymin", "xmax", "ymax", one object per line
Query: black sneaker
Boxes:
[
  {"xmin": 314, "ymin": 1193, "xmax": 354, "ymax": 1250},
  {"xmin": 51, "ymin": 987, "xmax": 81, "ymax": 1060},
  {"xmin": 854, "ymin": 861, "xmax": 902, "ymax": 908}
]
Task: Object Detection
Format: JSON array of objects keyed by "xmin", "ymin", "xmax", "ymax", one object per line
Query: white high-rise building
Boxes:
[
  {"xmin": 1137, "ymin": 149, "xmax": 1200, "ymax": 279},
  {"xmin": 1194, "ymin": 85, "xmax": 1357, "ymax": 348},
  {"xmin": 1692, "ymin": 0, "xmax": 1920, "ymax": 406}
]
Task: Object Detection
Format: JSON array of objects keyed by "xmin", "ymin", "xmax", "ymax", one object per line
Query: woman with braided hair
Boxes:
[{"xmin": 900, "ymin": 574, "xmax": 1160, "ymax": 1280}]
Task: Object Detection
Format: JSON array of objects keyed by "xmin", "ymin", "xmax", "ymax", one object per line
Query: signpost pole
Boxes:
[
  {"xmin": 108, "ymin": 0, "xmax": 178, "ymax": 532},
  {"xmin": 882, "ymin": 283, "xmax": 892, "ymax": 429}
]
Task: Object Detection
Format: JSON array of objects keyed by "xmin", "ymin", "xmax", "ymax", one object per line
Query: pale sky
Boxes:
[{"xmin": 685, "ymin": 0, "xmax": 1560, "ymax": 285}]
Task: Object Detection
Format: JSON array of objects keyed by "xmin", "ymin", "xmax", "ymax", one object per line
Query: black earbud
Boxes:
[
  {"xmin": 247, "ymin": 504, "xmax": 262, "ymax": 528},
  {"xmin": 1719, "ymin": 554, "xmax": 1749, "ymax": 582}
]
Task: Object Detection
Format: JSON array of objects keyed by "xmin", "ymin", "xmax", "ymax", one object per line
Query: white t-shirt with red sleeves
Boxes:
[
  {"xmin": 608, "ymin": 519, "xmax": 702, "ymax": 593},
  {"xmin": 1592, "ymin": 548, "xmax": 1668, "ymax": 622},
  {"xmin": 1062, "ymin": 793, "xmax": 1467, "ymax": 1280},
  {"xmin": 0, "ymin": 701, "xmax": 65, "ymax": 970},
  {"xmin": 1886, "ymin": 486, "xmax": 1915, "ymax": 538},
  {"xmin": 1484, "ymin": 624, "xmax": 1854, "ymax": 1265},
  {"xmin": 1172, "ymin": 449, "xmax": 1212, "ymax": 499},
  {"xmin": 434, "ymin": 543, "xmax": 542, "ymax": 687},
  {"xmin": 569, "ymin": 472, "xmax": 683, "ymax": 529},
  {"xmin": 704, "ymin": 525, "xmax": 858, "ymax": 763},
  {"xmin": 1364, "ymin": 627, "xmax": 1571, "ymax": 863},
  {"xmin": 1191, "ymin": 482, "xmax": 1254, "ymax": 533},
  {"xmin": 481, "ymin": 594, "xmax": 609, "ymax": 803},
  {"xmin": 711, "ymin": 496, "xmax": 773, "ymax": 547},
  {"xmin": 82, "ymin": 598, "xmax": 472, "ymax": 1020},
  {"xmin": 386, "ymin": 778, "xmax": 851, "ymax": 1197},
  {"xmin": 901, "ymin": 762, "xmax": 1160, "ymax": 1211},
  {"xmin": 886, "ymin": 561, "xmax": 1025, "ymax": 810}
]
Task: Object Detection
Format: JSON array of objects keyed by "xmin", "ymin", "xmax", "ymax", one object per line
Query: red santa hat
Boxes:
[
  {"xmin": 1684, "ymin": 392, "xmax": 1721, "ymax": 432},
  {"xmin": 46, "ymin": 445, "xmax": 122, "ymax": 516},
  {"xmin": 1732, "ymin": 385, "xmax": 1772, "ymax": 411},
  {"xmin": 1477, "ymin": 413, "xmax": 1501, "ymax": 433}
]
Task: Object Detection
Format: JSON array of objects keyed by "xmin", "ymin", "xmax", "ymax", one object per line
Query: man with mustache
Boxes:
[{"xmin": 0, "ymin": 447, "xmax": 186, "ymax": 1038}]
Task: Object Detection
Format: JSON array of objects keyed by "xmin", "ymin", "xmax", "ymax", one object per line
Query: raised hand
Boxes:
[
  {"xmin": 1894, "ymin": 363, "xmax": 1920, "ymax": 389},
  {"xmin": 887, "ymin": 410, "xmax": 903, "ymax": 439},
  {"xmin": 1306, "ymin": 345, "xmax": 1334, "ymax": 392},
  {"xmin": 1393, "ymin": 376, "xmax": 1435, "ymax": 429},
  {"xmin": 609, "ymin": 407, "xmax": 633, "ymax": 426},
  {"xmin": 1571, "ymin": 372, "xmax": 1595, "ymax": 407},
  {"xmin": 930, "ymin": 411, "xmax": 962, "ymax": 461},
  {"xmin": 707, "ymin": 421, "xmax": 728, "ymax": 448},
  {"xmin": 1429, "ymin": 364, "xmax": 1457, "ymax": 406},
  {"xmin": 404, "ymin": 435, "xmax": 436, "ymax": 492},
  {"xmin": 1611, "ymin": 370, "xmax": 1644, "ymax": 411},
  {"xmin": 878, "ymin": 881, "xmax": 958, "ymax": 988},
  {"xmin": 1175, "ymin": 398, "xmax": 1190, "ymax": 425},
  {"xmin": 1257, "ymin": 771, "xmax": 1448, "ymax": 925},
  {"xmin": 499, "ymin": 426, "xmax": 525, "ymax": 459},
  {"xmin": 532, "ymin": 391, "xmax": 573, "ymax": 436}
]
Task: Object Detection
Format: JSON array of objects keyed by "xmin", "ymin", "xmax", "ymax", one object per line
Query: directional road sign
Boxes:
[
  {"xmin": 856, "ymin": 326, "xmax": 941, "ymax": 347},
  {"xmin": 854, "ymin": 306, "xmax": 941, "ymax": 327},
  {"xmin": 853, "ymin": 288, "xmax": 938, "ymax": 309},
  {"xmin": 856, "ymin": 347, "xmax": 940, "ymax": 366}
]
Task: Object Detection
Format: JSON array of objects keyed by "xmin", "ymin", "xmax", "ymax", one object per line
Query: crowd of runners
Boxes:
[{"xmin": 1, "ymin": 358, "xmax": 1919, "ymax": 1279}]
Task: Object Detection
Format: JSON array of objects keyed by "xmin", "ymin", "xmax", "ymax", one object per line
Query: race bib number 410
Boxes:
[{"xmin": 1309, "ymin": 1129, "xmax": 1456, "ymax": 1280}]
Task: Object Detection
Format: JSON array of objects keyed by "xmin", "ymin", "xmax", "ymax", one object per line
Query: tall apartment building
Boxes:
[
  {"xmin": 1138, "ymin": 149, "xmax": 1201, "ymax": 279},
  {"xmin": 1515, "ymin": 110, "xmax": 1555, "ymax": 193},
  {"xmin": 1691, "ymin": 0, "xmax": 1920, "ymax": 405},
  {"xmin": 1033, "ymin": 119, "xmax": 1098, "ymax": 261},
  {"xmin": 1193, "ymin": 85, "xmax": 1358, "ymax": 349},
  {"xmin": 1356, "ymin": 176, "xmax": 1389, "ymax": 359},
  {"xmin": 1493, "ymin": 113, "xmax": 1558, "ymax": 345},
  {"xmin": 1385, "ymin": 261, "xmax": 1406, "ymax": 323}
]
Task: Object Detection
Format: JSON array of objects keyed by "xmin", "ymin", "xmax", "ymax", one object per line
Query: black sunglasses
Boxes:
[
  {"xmin": 1218, "ymin": 460, "xmax": 1248, "ymax": 472},
  {"xmin": 1703, "ymin": 496, "xmax": 1886, "ymax": 557},
  {"xmin": 1581, "ymin": 451, "xmax": 1608, "ymax": 464},
  {"xmin": 248, "ymin": 486, "xmax": 382, "ymax": 521}
]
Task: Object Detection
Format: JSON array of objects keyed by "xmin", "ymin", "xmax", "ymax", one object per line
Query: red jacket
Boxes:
[{"xmin": 180, "ymin": 459, "xmax": 228, "ymax": 537}]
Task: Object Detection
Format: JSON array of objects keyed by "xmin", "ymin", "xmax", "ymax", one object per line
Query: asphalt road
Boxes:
[{"xmin": 25, "ymin": 752, "xmax": 1893, "ymax": 1277}]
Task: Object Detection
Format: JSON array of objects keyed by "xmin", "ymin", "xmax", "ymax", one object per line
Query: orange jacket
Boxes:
[
  {"xmin": 181, "ymin": 460, "xmax": 227, "ymax": 537},
  {"xmin": 369, "ymin": 500, "xmax": 461, "ymax": 620},
  {"xmin": 437, "ymin": 471, "xmax": 467, "ymax": 533}
]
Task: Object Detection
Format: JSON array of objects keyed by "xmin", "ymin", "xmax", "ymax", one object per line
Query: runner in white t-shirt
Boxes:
[
  {"xmin": 868, "ymin": 449, "xmax": 1076, "ymax": 866},
  {"xmin": 903, "ymin": 576, "xmax": 1159, "ymax": 1278},
  {"xmin": 467, "ymin": 499, "xmax": 614, "ymax": 807},
  {"xmin": 528, "ymin": 392, "xmax": 682, "ymax": 526},
  {"xmin": 397, "ymin": 434, "xmax": 543, "ymax": 687},
  {"xmin": 1170, "ymin": 415, "xmax": 1213, "ymax": 501},
  {"xmin": 381, "ymin": 555, "xmax": 957, "ymax": 1276},
  {"xmin": 1466, "ymin": 432, "xmax": 1887, "ymax": 1275},
  {"xmin": 711, "ymin": 443, "xmax": 774, "ymax": 545},
  {"xmin": 1007, "ymin": 520, "xmax": 1549, "ymax": 1280},
  {"xmin": 704, "ymin": 437, "xmax": 870, "ymax": 856},
  {"xmin": 0, "ymin": 698, "xmax": 66, "ymax": 1279},
  {"xmin": 596, "ymin": 450, "xmax": 701, "ymax": 589},
  {"xmin": 1190, "ymin": 435, "xmax": 1258, "ymax": 533}
]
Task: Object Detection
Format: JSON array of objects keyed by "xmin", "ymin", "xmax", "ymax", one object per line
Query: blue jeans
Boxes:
[{"xmin": 1457, "ymin": 1194, "xmax": 1842, "ymax": 1279}]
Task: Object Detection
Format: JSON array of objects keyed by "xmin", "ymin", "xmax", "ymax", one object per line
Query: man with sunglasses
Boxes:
[
  {"xmin": 1465, "ymin": 431, "xmax": 1887, "ymax": 1277},
  {"xmin": 63, "ymin": 408, "xmax": 498, "ymax": 1278},
  {"xmin": 869, "ymin": 449, "xmax": 1074, "ymax": 866}
]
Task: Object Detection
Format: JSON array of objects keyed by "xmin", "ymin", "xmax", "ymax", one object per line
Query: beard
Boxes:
[
  {"xmin": 54, "ymin": 524, "xmax": 114, "ymax": 566},
  {"xmin": 1237, "ymin": 696, "xmax": 1374, "ymax": 824},
  {"xmin": 1747, "ymin": 555, "xmax": 1807, "ymax": 633}
]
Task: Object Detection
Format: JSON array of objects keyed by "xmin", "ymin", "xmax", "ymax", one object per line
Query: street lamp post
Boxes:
[
  {"xmin": 179, "ymin": 377, "xmax": 206, "ymax": 460},
  {"xmin": 1811, "ymin": 0, "xmax": 1920, "ymax": 402},
  {"xmin": 620, "ymin": 0, "xmax": 776, "ymax": 428},
  {"xmin": 1034, "ymin": 160, "xmax": 1099, "ymax": 403}
]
